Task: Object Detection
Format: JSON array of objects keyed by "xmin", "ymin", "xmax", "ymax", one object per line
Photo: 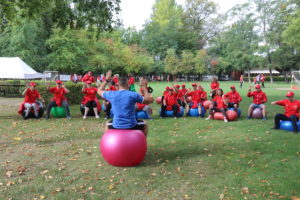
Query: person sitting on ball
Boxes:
[
  {"xmin": 160, "ymin": 88, "xmax": 180, "ymax": 118},
  {"xmin": 271, "ymin": 91, "xmax": 300, "ymax": 133},
  {"xmin": 82, "ymin": 80, "xmax": 100, "ymax": 119},
  {"xmin": 186, "ymin": 83, "xmax": 202, "ymax": 116},
  {"xmin": 98, "ymin": 71, "xmax": 151, "ymax": 137},
  {"xmin": 81, "ymin": 71, "xmax": 95, "ymax": 83},
  {"xmin": 206, "ymin": 88, "xmax": 228, "ymax": 122},
  {"xmin": 247, "ymin": 84, "xmax": 267, "ymax": 120},
  {"xmin": 174, "ymin": 85, "xmax": 185, "ymax": 107},
  {"xmin": 20, "ymin": 82, "xmax": 44, "ymax": 119},
  {"xmin": 45, "ymin": 80, "xmax": 71, "ymax": 119},
  {"xmin": 224, "ymin": 85, "xmax": 242, "ymax": 112},
  {"xmin": 135, "ymin": 88, "xmax": 152, "ymax": 119}
]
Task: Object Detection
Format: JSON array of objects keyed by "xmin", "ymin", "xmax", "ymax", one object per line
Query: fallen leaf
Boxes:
[
  {"xmin": 6, "ymin": 171, "xmax": 13, "ymax": 177},
  {"xmin": 291, "ymin": 196, "xmax": 300, "ymax": 200},
  {"xmin": 219, "ymin": 193, "xmax": 224, "ymax": 200},
  {"xmin": 40, "ymin": 170, "xmax": 48, "ymax": 174},
  {"xmin": 242, "ymin": 187, "xmax": 249, "ymax": 194},
  {"xmin": 39, "ymin": 195, "xmax": 46, "ymax": 199},
  {"xmin": 13, "ymin": 137, "xmax": 21, "ymax": 141}
]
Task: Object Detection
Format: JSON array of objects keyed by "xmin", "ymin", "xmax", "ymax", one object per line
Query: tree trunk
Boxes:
[
  {"xmin": 247, "ymin": 67, "xmax": 251, "ymax": 84},
  {"xmin": 267, "ymin": 50, "xmax": 273, "ymax": 83}
]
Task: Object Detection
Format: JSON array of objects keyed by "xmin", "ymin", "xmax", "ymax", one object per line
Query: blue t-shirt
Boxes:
[{"xmin": 103, "ymin": 90, "xmax": 144, "ymax": 129}]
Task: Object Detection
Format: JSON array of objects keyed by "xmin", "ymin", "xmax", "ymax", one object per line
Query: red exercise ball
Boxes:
[
  {"xmin": 186, "ymin": 96, "xmax": 192, "ymax": 103},
  {"xmin": 226, "ymin": 110, "xmax": 238, "ymax": 121},
  {"xmin": 100, "ymin": 129, "xmax": 147, "ymax": 167},
  {"xmin": 213, "ymin": 112, "xmax": 224, "ymax": 120},
  {"xmin": 156, "ymin": 96, "xmax": 162, "ymax": 104},
  {"xmin": 251, "ymin": 108, "xmax": 263, "ymax": 119},
  {"xmin": 203, "ymin": 100, "xmax": 212, "ymax": 109}
]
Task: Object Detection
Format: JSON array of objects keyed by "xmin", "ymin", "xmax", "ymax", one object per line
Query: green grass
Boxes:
[{"xmin": 0, "ymin": 81, "xmax": 300, "ymax": 200}]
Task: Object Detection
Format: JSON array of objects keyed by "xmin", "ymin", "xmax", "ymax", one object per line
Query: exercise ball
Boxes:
[
  {"xmin": 161, "ymin": 107, "xmax": 184, "ymax": 117},
  {"xmin": 279, "ymin": 121, "xmax": 300, "ymax": 132},
  {"xmin": 51, "ymin": 106, "xmax": 66, "ymax": 118},
  {"xmin": 186, "ymin": 96, "xmax": 192, "ymax": 103},
  {"xmin": 80, "ymin": 104, "xmax": 100, "ymax": 116},
  {"xmin": 226, "ymin": 110, "xmax": 238, "ymax": 121},
  {"xmin": 136, "ymin": 111, "xmax": 150, "ymax": 119},
  {"xmin": 22, "ymin": 101, "xmax": 44, "ymax": 118},
  {"xmin": 228, "ymin": 108, "xmax": 241, "ymax": 118},
  {"xmin": 203, "ymin": 100, "xmax": 212, "ymax": 109},
  {"xmin": 188, "ymin": 107, "xmax": 206, "ymax": 117},
  {"xmin": 156, "ymin": 96, "xmax": 162, "ymax": 104},
  {"xmin": 251, "ymin": 108, "xmax": 263, "ymax": 119},
  {"xmin": 100, "ymin": 129, "xmax": 147, "ymax": 167},
  {"xmin": 213, "ymin": 112, "xmax": 224, "ymax": 120}
]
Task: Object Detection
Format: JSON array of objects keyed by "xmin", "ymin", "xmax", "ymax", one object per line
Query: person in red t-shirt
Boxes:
[
  {"xmin": 173, "ymin": 85, "xmax": 185, "ymax": 107},
  {"xmin": 271, "ymin": 91, "xmax": 300, "ymax": 133},
  {"xmin": 210, "ymin": 77, "xmax": 220, "ymax": 91},
  {"xmin": 82, "ymin": 81, "xmax": 100, "ymax": 119},
  {"xmin": 261, "ymin": 74, "xmax": 266, "ymax": 88},
  {"xmin": 186, "ymin": 83, "xmax": 203, "ymax": 116},
  {"xmin": 160, "ymin": 88, "xmax": 179, "ymax": 118},
  {"xmin": 21, "ymin": 82, "xmax": 44, "ymax": 119},
  {"xmin": 206, "ymin": 88, "xmax": 228, "ymax": 122},
  {"xmin": 224, "ymin": 85, "xmax": 242, "ymax": 112},
  {"xmin": 112, "ymin": 74, "xmax": 119, "ymax": 86},
  {"xmin": 247, "ymin": 84, "xmax": 267, "ymax": 120},
  {"xmin": 128, "ymin": 73, "xmax": 136, "ymax": 92},
  {"xmin": 45, "ymin": 80, "xmax": 71, "ymax": 119},
  {"xmin": 135, "ymin": 87, "xmax": 152, "ymax": 119},
  {"xmin": 81, "ymin": 71, "xmax": 95, "ymax": 83},
  {"xmin": 180, "ymin": 84, "xmax": 188, "ymax": 96},
  {"xmin": 102, "ymin": 82, "xmax": 117, "ymax": 119}
]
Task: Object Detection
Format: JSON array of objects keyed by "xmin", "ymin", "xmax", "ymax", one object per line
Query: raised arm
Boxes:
[
  {"xmin": 22, "ymin": 85, "xmax": 29, "ymax": 96},
  {"xmin": 62, "ymin": 83, "xmax": 70, "ymax": 94},
  {"xmin": 140, "ymin": 77, "xmax": 151, "ymax": 104},
  {"xmin": 98, "ymin": 70, "xmax": 112, "ymax": 97}
]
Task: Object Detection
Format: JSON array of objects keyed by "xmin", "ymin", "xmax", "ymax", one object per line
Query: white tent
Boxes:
[
  {"xmin": 247, "ymin": 68, "xmax": 280, "ymax": 74},
  {"xmin": 0, "ymin": 57, "xmax": 43, "ymax": 79}
]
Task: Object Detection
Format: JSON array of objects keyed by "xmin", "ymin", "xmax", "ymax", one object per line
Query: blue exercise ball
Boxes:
[
  {"xmin": 279, "ymin": 120, "xmax": 300, "ymax": 132},
  {"xmin": 136, "ymin": 111, "xmax": 150, "ymax": 119},
  {"xmin": 160, "ymin": 107, "xmax": 184, "ymax": 117},
  {"xmin": 228, "ymin": 108, "xmax": 241, "ymax": 117}
]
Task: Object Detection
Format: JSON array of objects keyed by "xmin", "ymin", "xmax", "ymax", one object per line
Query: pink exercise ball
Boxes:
[
  {"xmin": 213, "ymin": 112, "xmax": 224, "ymax": 120},
  {"xmin": 100, "ymin": 129, "xmax": 147, "ymax": 167},
  {"xmin": 156, "ymin": 96, "xmax": 162, "ymax": 104},
  {"xmin": 186, "ymin": 96, "xmax": 192, "ymax": 103},
  {"xmin": 203, "ymin": 100, "xmax": 212, "ymax": 109},
  {"xmin": 226, "ymin": 110, "xmax": 238, "ymax": 121},
  {"xmin": 251, "ymin": 108, "xmax": 263, "ymax": 119}
]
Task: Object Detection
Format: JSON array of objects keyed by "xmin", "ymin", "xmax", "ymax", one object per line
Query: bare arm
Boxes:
[
  {"xmin": 98, "ymin": 70, "xmax": 112, "ymax": 97},
  {"xmin": 82, "ymin": 83, "xmax": 86, "ymax": 93},
  {"xmin": 62, "ymin": 83, "xmax": 70, "ymax": 94},
  {"xmin": 271, "ymin": 101, "xmax": 278, "ymax": 105},
  {"xmin": 22, "ymin": 86, "xmax": 28, "ymax": 96},
  {"xmin": 139, "ymin": 77, "xmax": 151, "ymax": 104}
]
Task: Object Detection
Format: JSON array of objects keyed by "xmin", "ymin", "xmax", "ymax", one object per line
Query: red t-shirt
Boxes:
[
  {"xmin": 224, "ymin": 91, "xmax": 242, "ymax": 104},
  {"xmin": 128, "ymin": 77, "xmax": 135, "ymax": 85},
  {"xmin": 211, "ymin": 81, "xmax": 219, "ymax": 90},
  {"xmin": 180, "ymin": 88, "xmax": 188, "ymax": 95},
  {"xmin": 83, "ymin": 87, "xmax": 98, "ymax": 101},
  {"xmin": 163, "ymin": 90, "xmax": 169, "ymax": 96},
  {"xmin": 49, "ymin": 87, "xmax": 67, "ymax": 106},
  {"xmin": 165, "ymin": 94, "xmax": 177, "ymax": 106},
  {"xmin": 261, "ymin": 76, "xmax": 265, "ymax": 82},
  {"xmin": 213, "ymin": 95, "xmax": 227, "ymax": 109},
  {"xmin": 81, "ymin": 74, "xmax": 95, "ymax": 82},
  {"xmin": 276, "ymin": 99, "xmax": 300, "ymax": 118},
  {"xmin": 247, "ymin": 91, "xmax": 267, "ymax": 104},
  {"xmin": 112, "ymin": 77, "xmax": 119, "ymax": 84},
  {"xmin": 24, "ymin": 89, "xmax": 40, "ymax": 104},
  {"xmin": 200, "ymin": 91, "xmax": 207, "ymax": 103},
  {"xmin": 188, "ymin": 90, "xmax": 202, "ymax": 102},
  {"xmin": 240, "ymin": 76, "xmax": 243, "ymax": 81},
  {"xmin": 109, "ymin": 85, "xmax": 117, "ymax": 91}
]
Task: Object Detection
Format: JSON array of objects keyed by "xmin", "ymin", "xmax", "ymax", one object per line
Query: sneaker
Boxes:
[
  {"xmin": 247, "ymin": 116, "xmax": 251, "ymax": 120},
  {"xmin": 104, "ymin": 117, "xmax": 108, "ymax": 120},
  {"xmin": 35, "ymin": 116, "xmax": 40, "ymax": 119},
  {"xmin": 262, "ymin": 117, "xmax": 267, "ymax": 120},
  {"xmin": 174, "ymin": 117, "xmax": 177, "ymax": 119},
  {"xmin": 205, "ymin": 116, "xmax": 211, "ymax": 120},
  {"xmin": 224, "ymin": 118, "xmax": 228, "ymax": 123},
  {"xmin": 24, "ymin": 116, "xmax": 28, "ymax": 120},
  {"xmin": 45, "ymin": 115, "xmax": 49, "ymax": 120},
  {"xmin": 67, "ymin": 116, "xmax": 71, "ymax": 120},
  {"xmin": 95, "ymin": 115, "xmax": 100, "ymax": 119},
  {"xmin": 83, "ymin": 116, "xmax": 87, "ymax": 119}
]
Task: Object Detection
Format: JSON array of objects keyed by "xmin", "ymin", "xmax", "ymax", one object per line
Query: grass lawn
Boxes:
[{"xmin": 0, "ymin": 81, "xmax": 300, "ymax": 200}]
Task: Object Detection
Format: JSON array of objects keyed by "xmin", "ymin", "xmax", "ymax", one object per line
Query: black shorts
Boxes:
[
  {"xmin": 228, "ymin": 102, "xmax": 237, "ymax": 108},
  {"xmin": 107, "ymin": 119, "xmax": 145, "ymax": 131},
  {"xmin": 85, "ymin": 101, "xmax": 97, "ymax": 109}
]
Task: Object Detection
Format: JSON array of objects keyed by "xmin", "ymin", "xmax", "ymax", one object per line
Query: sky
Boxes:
[{"xmin": 119, "ymin": 0, "xmax": 247, "ymax": 30}]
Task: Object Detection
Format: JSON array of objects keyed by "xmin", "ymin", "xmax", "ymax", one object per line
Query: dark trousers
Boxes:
[
  {"xmin": 177, "ymin": 99, "xmax": 185, "ymax": 107},
  {"xmin": 105, "ymin": 102, "xmax": 112, "ymax": 118},
  {"xmin": 275, "ymin": 113, "xmax": 298, "ymax": 132},
  {"xmin": 46, "ymin": 100, "xmax": 70, "ymax": 117},
  {"xmin": 161, "ymin": 104, "xmax": 178, "ymax": 117},
  {"xmin": 85, "ymin": 101, "xmax": 97, "ymax": 109},
  {"xmin": 262, "ymin": 82, "xmax": 265, "ymax": 88},
  {"xmin": 210, "ymin": 107, "xmax": 227, "ymax": 117}
]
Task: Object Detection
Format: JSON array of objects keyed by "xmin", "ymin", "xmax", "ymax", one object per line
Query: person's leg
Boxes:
[
  {"xmin": 221, "ymin": 108, "xmax": 228, "ymax": 122},
  {"xmin": 233, "ymin": 103, "xmax": 238, "ymax": 112},
  {"xmin": 274, "ymin": 113, "xmax": 289, "ymax": 129},
  {"xmin": 46, "ymin": 101, "xmax": 57, "ymax": 118},
  {"xmin": 290, "ymin": 115, "xmax": 298, "ymax": 133},
  {"xmin": 260, "ymin": 104, "xmax": 266, "ymax": 119},
  {"xmin": 24, "ymin": 103, "xmax": 33, "ymax": 118},
  {"xmin": 143, "ymin": 105, "xmax": 152, "ymax": 119},
  {"xmin": 173, "ymin": 104, "xmax": 178, "ymax": 117},
  {"xmin": 198, "ymin": 104, "xmax": 202, "ymax": 116},
  {"xmin": 83, "ymin": 101, "xmax": 90, "ymax": 119},
  {"xmin": 92, "ymin": 101, "xmax": 99, "ymax": 118},
  {"xmin": 262, "ymin": 82, "xmax": 265, "ymax": 88},
  {"xmin": 186, "ymin": 103, "xmax": 191, "ymax": 116},
  {"xmin": 205, "ymin": 103, "xmax": 215, "ymax": 120},
  {"xmin": 105, "ymin": 102, "xmax": 112, "ymax": 118},
  {"xmin": 32, "ymin": 103, "xmax": 38, "ymax": 117},
  {"xmin": 142, "ymin": 120, "xmax": 148, "ymax": 137},
  {"xmin": 247, "ymin": 104, "xmax": 254, "ymax": 119},
  {"xmin": 62, "ymin": 100, "xmax": 71, "ymax": 118},
  {"xmin": 160, "ymin": 105, "xmax": 166, "ymax": 117}
]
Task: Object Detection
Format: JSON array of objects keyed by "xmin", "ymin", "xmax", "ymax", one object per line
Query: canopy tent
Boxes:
[
  {"xmin": 0, "ymin": 57, "xmax": 43, "ymax": 79},
  {"xmin": 247, "ymin": 68, "xmax": 280, "ymax": 74}
]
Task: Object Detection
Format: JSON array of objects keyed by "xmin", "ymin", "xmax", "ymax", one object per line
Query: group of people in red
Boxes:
[{"xmin": 18, "ymin": 71, "xmax": 300, "ymax": 133}]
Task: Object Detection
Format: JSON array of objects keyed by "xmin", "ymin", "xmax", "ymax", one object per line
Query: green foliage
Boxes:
[
  {"xmin": 282, "ymin": 10, "xmax": 300, "ymax": 51},
  {"xmin": 164, "ymin": 49, "xmax": 180, "ymax": 75}
]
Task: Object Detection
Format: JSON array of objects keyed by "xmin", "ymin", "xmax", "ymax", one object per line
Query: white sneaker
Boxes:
[
  {"xmin": 83, "ymin": 116, "xmax": 87, "ymax": 119},
  {"xmin": 224, "ymin": 118, "xmax": 228, "ymax": 123},
  {"xmin": 95, "ymin": 115, "xmax": 100, "ymax": 119},
  {"xmin": 205, "ymin": 116, "xmax": 211, "ymax": 120}
]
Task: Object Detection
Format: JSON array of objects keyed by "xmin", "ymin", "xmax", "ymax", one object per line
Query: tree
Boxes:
[
  {"xmin": 282, "ymin": 10, "xmax": 300, "ymax": 51},
  {"xmin": 181, "ymin": 50, "xmax": 195, "ymax": 80},
  {"xmin": 164, "ymin": 48, "xmax": 180, "ymax": 80},
  {"xmin": 194, "ymin": 49, "xmax": 208, "ymax": 77}
]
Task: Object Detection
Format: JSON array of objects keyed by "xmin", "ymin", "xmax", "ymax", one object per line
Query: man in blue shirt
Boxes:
[{"xmin": 98, "ymin": 70, "xmax": 151, "ymax": 136}]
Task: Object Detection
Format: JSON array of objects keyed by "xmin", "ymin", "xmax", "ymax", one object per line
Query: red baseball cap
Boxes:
[
  {"xmin": 86, "ymin": 80, "xmax": 92, "ymax": 84},
  {"xmin": 286, "ymin": 91, "xmax": 294, "ymax": 97},
  {"xmin": 165, "ymin": 86, "xmax": 170, "ymax": 90},
  {"xmin": 168, "ymin": 88, "xmax": 174, "ymax": 91},
  {"xmin": 192, "ymin": 83, "xmax": 197, "ymax": 87},
  {"xmin": 175, "ymin": 85, "xmax": 180, "ymax": 88},
  {"xmin": 230, "ymin": 85, "xmax": 236, "ymax": 89},
  {"xmin": 29, "ymin": 82, "xmax": 36, "ymax": 87},
  {"xmin": 56, "ymin": 80, "xmax": 63, "ymax": 84},
  {"xmin": 182, "ymin": 84, "xmax": 186, "ymax": 87},
  {"xmin": 255, "ymin": 84, "xmax": 261, "ymax": 89}
]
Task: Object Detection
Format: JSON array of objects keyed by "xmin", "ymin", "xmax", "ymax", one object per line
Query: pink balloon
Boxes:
[
  {"xmin": 156, "ymin": 96, "xmax": 162, "ymax": 104},
  {"xmin": 100, "ymin": 129, "xmax": 147, "ymax": 167},
  {"xmin": 251, "ymin": 108, "xmax": 263, "ymax": 119},
  {"xmin": 226, "ymin": 110, "xmax": 238, "ymax": 121}
]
